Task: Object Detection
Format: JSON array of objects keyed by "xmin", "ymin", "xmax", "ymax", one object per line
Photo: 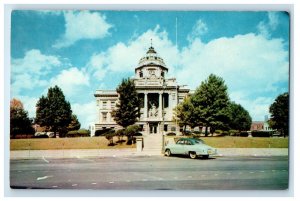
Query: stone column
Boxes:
[
  {"xmin": 159, "ymin": 92, "xmax": 162, "ymax": 118},
  {"xmin": 144, "ymin": 93, "xmax": 148, "ymax": 119}
]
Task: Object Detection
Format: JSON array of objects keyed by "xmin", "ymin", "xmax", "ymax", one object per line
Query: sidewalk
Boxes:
[{"xmin": 10, "ymin": 148, "xmax": 288, "ymax": 159}]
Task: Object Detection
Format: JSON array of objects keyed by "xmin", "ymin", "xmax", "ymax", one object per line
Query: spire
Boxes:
[{"xmin": 147, "ymin": 39, "xmax": 157, "ymax": 54}]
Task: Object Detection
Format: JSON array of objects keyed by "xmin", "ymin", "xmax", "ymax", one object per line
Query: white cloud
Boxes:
[
  {"xmin": 176, "ymin": 34, "xmax": 288, "ymax": 95},
  {"xmin": 84, "ymin": 22, "xmax": 288, "ymax": 121},
  {"xmin": 36, "ymin": 10, "xmax": 63, "ymax": 16},
  {"xmin": 268, "ymin": 12, "xmax": 279, "ymax": 30},
  {"xmin": 53, "ymin": 11, "xmax": 112, "ymax": 48},
  {"xmin": 12, "ymin": 49, "xmax": 61, "ymax": 75},
  {"xmin": 187, "ymin": 19, "xmax": 208, "ymax": 42},
  {"xmin": 72, "ymin": 101, "xmax": 97, "ymax": 129},
  {"xmin": 230, "ymin": 92, "xmax": 274, "ymax": 121},
  {"xmin": 86, "ymin": 25, "xmax": 179, "ymax": 80},
  {"xmin": 49, "ymin": 67, "xmax": 90, "ymax": 98},
  {"xmin": 257, "ymin": 12, "xmax": 280, "ymax": 38},
  {"xmin": 11, "ymin": 49, "xmax": 61, "ymax": 95}
]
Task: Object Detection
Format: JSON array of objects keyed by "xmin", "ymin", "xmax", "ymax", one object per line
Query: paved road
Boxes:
[{"xmin": 10, "ymin": 155, "xmax": 289, "ymax": 190}]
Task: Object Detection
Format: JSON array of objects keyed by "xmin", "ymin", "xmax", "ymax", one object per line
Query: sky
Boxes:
[{"xmin": 10, "ymin": 10, "xmax": 290, "ymax": 129}]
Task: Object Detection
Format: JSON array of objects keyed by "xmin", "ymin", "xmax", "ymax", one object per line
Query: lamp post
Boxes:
[{"xmin": 161, "ymin": 79, "xmax": 167, "ymax": 153}]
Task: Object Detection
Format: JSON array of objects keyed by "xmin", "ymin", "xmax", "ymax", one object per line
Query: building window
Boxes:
[
  {"xmin": 161, "ymin": 71, "xmax": 164, "ymax": 77},
  {"xmin": 163, "ymin": 93, "xmax": 169, "ymax": 108},
  {"xmin": 111, "ymin": 101, "xmax": 115, "ymax": 109},
  {"xmin": 102, "ymin": 112, "xmax": 107, "ymax": 122},
  {"xmin": 139, "ymin": 125, "xmax": 143, "ymax": 131},
  {"xmin": 103, "ymin": 101, "xmax": 107, "ymax": 109},
  {"xmin": 139, "ymin": 71, "xmax": 143, "ymax": 78},
  {"xmin": 164, "ymin": 125, "xmax": 168, "ymax": 132}
]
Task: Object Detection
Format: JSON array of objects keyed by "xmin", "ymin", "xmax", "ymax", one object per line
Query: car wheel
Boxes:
[
  {"xmin": 165, "ymin": 149, "xmax": 171, "ymax": 157},
  {"xmin": 189, "ymin": 152, "xmax": 197, "ymax": 159}
]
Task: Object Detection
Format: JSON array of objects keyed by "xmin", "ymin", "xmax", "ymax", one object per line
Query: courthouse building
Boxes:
[{"xmin": 92, "ymin": 46, "xmax": 191, "ymax": 136}]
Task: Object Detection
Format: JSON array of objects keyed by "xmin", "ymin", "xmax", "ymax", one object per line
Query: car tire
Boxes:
[
  {"xmin": 165, "ymin": 149, "xmax": 172, "ymax": 157},
  {"xmin": 189, "ymin": 152, "xmax": 197, "ymax": 159}
]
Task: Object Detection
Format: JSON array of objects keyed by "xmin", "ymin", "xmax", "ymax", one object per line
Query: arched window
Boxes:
[
  {"xmin": 161, "ymin": 71, "xmax": 165, "ymax": 77},
  {"xmin": 139, "ymin": 71, "xmax": 143, "ymax": 78}
]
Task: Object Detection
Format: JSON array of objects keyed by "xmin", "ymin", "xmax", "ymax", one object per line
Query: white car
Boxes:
[{"xmin": 164, "ymin": 138, "xmax": 217, "ymax": 159}]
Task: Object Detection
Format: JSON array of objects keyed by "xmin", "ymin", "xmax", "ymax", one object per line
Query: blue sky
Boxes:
[{"xmin": 11, "ymin": 10, "xmax": 290, "ymax": 128}]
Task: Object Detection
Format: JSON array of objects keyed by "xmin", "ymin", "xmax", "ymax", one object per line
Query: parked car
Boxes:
[{"xmin": 164, "ymin": 138, "xmax": 217, "ymax": 159}]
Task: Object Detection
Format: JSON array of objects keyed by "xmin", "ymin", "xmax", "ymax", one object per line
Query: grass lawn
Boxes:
[
  {"xmin": 11, "ymin": 136, "xmax": 289, "ymax": 150},
  {"xmin": 166, "ymin": 136, "xmax": 289, "ymax": 148},
  {"xmin": 10, "ymin": 136, "xmax": 135, "ymax": 150}
]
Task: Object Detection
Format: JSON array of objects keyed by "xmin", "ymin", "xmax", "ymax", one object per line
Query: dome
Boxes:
[{"xmin": 135, "ymin": 46, "xmax": 168, "ymax": 71}]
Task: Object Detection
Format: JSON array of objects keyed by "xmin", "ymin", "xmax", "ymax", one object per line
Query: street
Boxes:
[{"xmin": 10, "ymin": 155, "xmax": 289, "ymax": 190}]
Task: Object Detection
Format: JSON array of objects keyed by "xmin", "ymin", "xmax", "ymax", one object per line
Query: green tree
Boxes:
[
  {"xmin": 111, "ymin": 78, "xmax": 141, "ymax": 128},
  {"xmin": 10, "ymin": 98, "xmax": 34, "ymax": 138},
  {"xmin": 191, "ymin": 74, "xmax": 230, "ymax": 136},
  {"xmin": 174, "ymin": 96, "xmax": 198, "ymax": 132},
  {"xmin": 269, "ymin": 92, "xmax": 289, "ymax": 137},
  {"xmin": 35, "ymin": 86, "xmax": 72, "ymax": 137},
  {"xmin": 228, "ymin": 101, "xmax": 252, "ymax": 131},
  {"xmin": 67, "ymin": 114, "xmax": 81, "ymax": 131}
]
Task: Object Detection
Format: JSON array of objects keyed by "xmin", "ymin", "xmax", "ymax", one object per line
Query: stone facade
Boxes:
[{"xmin": 92, "ymin": 46, "xmax": 190, "ymax": 136}]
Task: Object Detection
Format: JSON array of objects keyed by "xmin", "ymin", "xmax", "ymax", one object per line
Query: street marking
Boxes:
[
  {"xmin": 238, "ymin": 172, "xmax": 243, "ymax": 174},
  {"xmin": 282, "ymin": 170, "xmax": 287, "ymax": 172},
  {"xmin": 72, "ymin": 184, "xmax": 78, "ymax": 187},
  {"xmin": 113, "ymin": 155, "xmax": 116, "ymax": 157},
  {"xmin": 18, "ymin": 171, "xmax": 22, "ymax": 173},
  {"xmin": 174, "ymin": 177, "xmax": 178, "ymax": 179},
  {"xmin": 42, "ymin": 156, "xmax": 49, "ymax": 163},
  {"xmin": 126, "ymin": 180, "xmax": 131, "ymax": 182},
  {"xmin": 250, "ymin": 172, "xmax": 254, "ymax": 174},
  {"xmin": 260, "ymin": 171, "xmax": 265, "ymax": 173},
  {"xmin": 214, "ymin": 174, "xmax": 219, "ymax": 176},
  {"xmin": 31, "ymin": 171, "xmax": 36, "ymax": 173},
  {"xmin": 272, "ymin": 170, "xmax": 276, "ymax": 172},
  {"xmin": 188, "ymin": 176, "xmax": 192, "ymax": 178},
  {"xmin": 142, "ymin": 179, "xmax": 148, "ymax": 181},
  {"xmin": 52, "ymin": 186, "xmax": 58, "ymax": 188},
  {"xmin": 37, "ymin": 175, "xmax": 53, "ymax": 181},
  {"xmin": 109, "ymin": 181, "xmax": 114, "ymax": 184},
  {"xmin": 201, "ymin": 175, "xmax": 206, "ymax": 177},
  {"xmin": 226, "ymin": 173, "xmax": 231, "ymax": 175},
  {"xmin": 91, "ymin": 183, "xmax": 97, "ymax": 185}
]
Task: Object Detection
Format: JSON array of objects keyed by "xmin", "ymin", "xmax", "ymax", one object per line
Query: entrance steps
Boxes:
[{"xmin": 142, "ymin": 134, "xmax": 163, "ymax": 154}]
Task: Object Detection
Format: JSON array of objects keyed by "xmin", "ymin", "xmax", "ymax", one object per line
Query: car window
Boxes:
[
  {"xmin": 177, "ymin": 140, "xmax": 184, "ymax": 145},
  {"xmin": 193, "ymin": 139, "xmax": 204, "ymax": 144},
  {"xmin": 185, "ymin": 140, "xmax": 192, "ymax": 145}
]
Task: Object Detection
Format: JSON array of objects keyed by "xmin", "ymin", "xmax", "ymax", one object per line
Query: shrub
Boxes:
[
  {"xmin": 193, "ymin": 131, "xmax": 201, "ymax": 134},
  {"xmin": 166, "ymin": 132, "xmax": 176, "ymax": 136},
  {"xmin": 182, "ymin": 130, "xmax": 192, "ymax": 136},
  {"xmin": 240, "ymin": 131, "xmax": 249, "ymax": 137},
  {"xmin": 66, "ymin": 129, "xmax": 90, "ymax": 137},
  {"xmin": 251, "ymin": 131, "xmax": 272, "ymax": 137},
  {"xmin": 33, "ymin": 134, "xmax": 49, "ymax": 138},
  {"xmin": 125, "ymin": 125, "xmax": 140, "ymax": 145},
  {"xmin": 115, "ymin": 129, "xmax": 126, "ymax": 143},
  {"xmin": 215, "ymin": 130, "xmax": 223, "ymax": 134},
  {"xmin": 105, "ymin": 130, "xmax": 115, "ymax": 146},
  {"xmin": 94, "ymin": 128, "xmax": 113, "ymax": 136},
  {"xmin": 229, "ymin": 130, "xmax": 239, "ymax": 136}
]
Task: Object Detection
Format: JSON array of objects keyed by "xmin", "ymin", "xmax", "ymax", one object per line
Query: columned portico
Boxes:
[
  {"xmin": 159, "ymin": 92, "xmax": 162, "ymax": 118},
  {"xmin": 144, "ymin": 93, "xmax": 148, "ymax": 119}
]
